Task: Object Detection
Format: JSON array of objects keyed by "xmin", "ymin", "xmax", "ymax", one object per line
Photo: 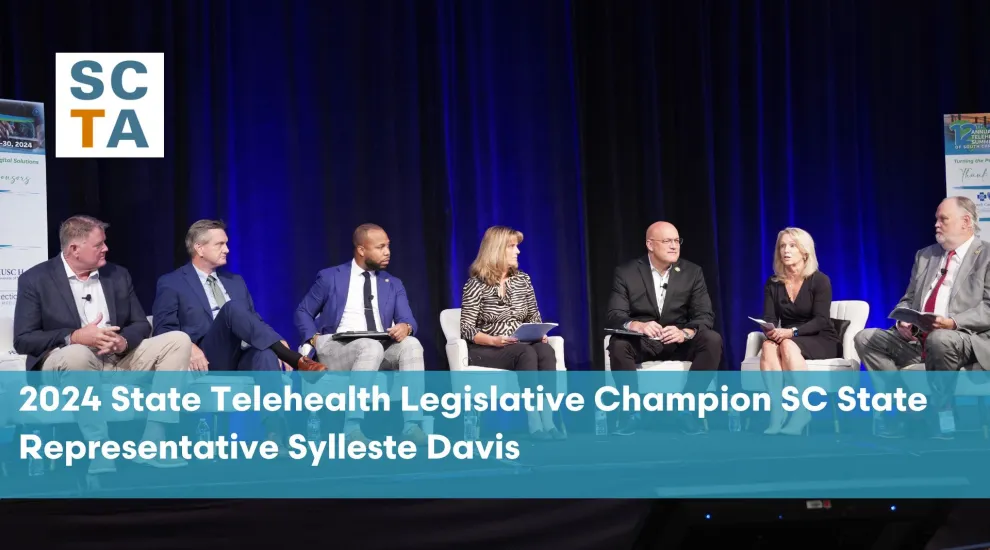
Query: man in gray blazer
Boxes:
[{"xmin": 855, "ymin": 196, "xmax": 990, "ymax": 438}]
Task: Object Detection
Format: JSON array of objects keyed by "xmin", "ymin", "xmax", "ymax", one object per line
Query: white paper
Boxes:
[
  {"xmin": 748, "ymin": 317, "xmax": 776, "ymax": 331},
  {"xmin": 510, "ymin": 323, "xmax": 559, "ymax": 342}
]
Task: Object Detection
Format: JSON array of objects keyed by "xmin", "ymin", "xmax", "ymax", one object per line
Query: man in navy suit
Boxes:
[
  {"xmin": 152, "ymin": 220, "xmax": 327, "ymax": 444},
  {"xmin": 295, "ymin": 223, "xmax": 426, "ymax": 445},
  {"xmin": 14, "ymin": 215, "xmax": 192, "ymax": 474}
]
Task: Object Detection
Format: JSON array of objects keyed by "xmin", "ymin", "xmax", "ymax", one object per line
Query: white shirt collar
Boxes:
[
  {"xmin": 193, "ymin": 264, "xmax": 216, "ymax": 282},
  {"xmin": 950, "ymin": 234, "xmax": 976, "ymax": 261},
  {"xmin": 648, "ymin": 256, "xmax": 672, "ymax": 277},
  {"xmin": 351, "ymin": 259, "xmax": 375, "ymax": 278},
  {"xmin": 61, "ymin": 253, "xmax": 98, "ymax": 281}
]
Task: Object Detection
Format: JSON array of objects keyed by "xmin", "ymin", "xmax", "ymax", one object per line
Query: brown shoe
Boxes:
[
  {"xmin": 297, "ymin": 356, "xmax": 327, "ymax": 383},
  {"xmin": 297, "ymin": 356, "xmax": 327, "ymax": 371},
  {"xmin": 401, "ymin": 424, "xmax": 428, "ymax": 446}
]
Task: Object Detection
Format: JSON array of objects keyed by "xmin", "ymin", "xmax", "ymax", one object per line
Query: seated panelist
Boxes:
[
  {"xmin": 14, "ymin": 215, "xmax": 192, "ymax": 474},
  {"xmin": 458, "ymin": 225, "xmax": 563, "ymax": 441},
  {"xmin": 758, "ymin": 227, "xmax": 841, "ymax": 435},
  {"xmin": 294, "ymin": 223, "xmax": 427, "ymax": 446},
  {"xmin": 854, "ymin": 197, "xmax": 990, "ymax": 439},
  {"xmin": 152, "ymin": 219, "xmax": 327, "ymax": 448},
  {"xmin": 605, "ymin": 221, "xmax": 723, "ymax": 436}
]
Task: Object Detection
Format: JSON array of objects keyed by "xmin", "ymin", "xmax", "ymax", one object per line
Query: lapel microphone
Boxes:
[{"xmin": 82, "ymin": 294, "xmax": 92, "ymax": 302}]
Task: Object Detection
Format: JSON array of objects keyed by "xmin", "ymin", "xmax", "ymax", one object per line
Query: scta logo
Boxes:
[{"xmin": 55, "ymin": 53, "xmax": 164, "ymax": 158}]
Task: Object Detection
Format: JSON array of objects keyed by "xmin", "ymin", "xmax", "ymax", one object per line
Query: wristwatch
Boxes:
[
  {"xmin": 682, "ymin": 329, "xmax": 693, "ymax": 340},
  {"xmin": 792, "ymin": 328, "xmax": 798, "ymax": 337}
]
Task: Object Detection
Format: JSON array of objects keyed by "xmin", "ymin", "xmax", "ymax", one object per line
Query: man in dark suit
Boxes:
[
  {"xmin": 606, "ymin": 221, "xmax": 723, "ymax": 435},
  {"xmin": 14, "ymin": 215, "xmax": 192, "ymax": 474},
  {"xmin": 295, "ymin": 223, "xmax": 426, "ymax": 445},
  {"xmin": 152, "ymin": 219, "xmax": 327, "ymax": 445}
]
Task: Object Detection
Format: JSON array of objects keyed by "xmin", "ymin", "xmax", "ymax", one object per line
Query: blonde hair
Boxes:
[
  {"xmin": 772, "ymin": 227, "xmax": 818, "ymax": 281},
  {"xmin": 469, "ymin": 226, "xmax": 524, "ymax": 286}
]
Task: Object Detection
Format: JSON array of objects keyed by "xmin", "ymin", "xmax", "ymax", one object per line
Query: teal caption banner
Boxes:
[{"xmin": 0, "ymin": 370, "xmax": 987, "ymax": 498}]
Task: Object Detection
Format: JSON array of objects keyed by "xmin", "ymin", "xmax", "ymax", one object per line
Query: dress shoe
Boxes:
[
  {"xmin": 779, "ymin": 408, "xmax": 811, "ymax": 435},
  {"xmin": 297, "ymin": 356, "xmax": 327, "ymax": 371},
  {"xmin": 401, "ymin": 424, "xmax": 428, "ymax": 446},
  {"xmin": 346, "ymin": 428, "xmax": 371, "ymax": 445},
  {"xmin": 297, "ymin": 356, "xmax": 327, "ymax": 383},
  {"xmin": 678, "ymin": 413, "xmax": 705, "ymax": 435}
]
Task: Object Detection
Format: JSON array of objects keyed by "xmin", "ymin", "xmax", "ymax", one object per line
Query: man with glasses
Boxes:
[{"xmin": 605, "ymin": 221, "xmax": 723, "ymax": 435}]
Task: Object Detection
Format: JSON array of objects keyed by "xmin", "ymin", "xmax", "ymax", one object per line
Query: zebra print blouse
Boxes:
[{"xmin": 459, "ymin": 271, "xmax": 543, "ymax": 341}]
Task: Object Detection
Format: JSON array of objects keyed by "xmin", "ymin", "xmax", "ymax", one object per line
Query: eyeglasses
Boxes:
[{"xmin": 649, "ymin": 238, "xmax": 684, "ymax": 246}]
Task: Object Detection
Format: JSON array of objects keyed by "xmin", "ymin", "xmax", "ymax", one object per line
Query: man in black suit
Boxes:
[
  {"xmin": 606, "ymin": 221, "xmax": 723, "ymax": 435},
  {"xmin": 13, "ymin": 215, "xmax": 192, "ymax": 474}
]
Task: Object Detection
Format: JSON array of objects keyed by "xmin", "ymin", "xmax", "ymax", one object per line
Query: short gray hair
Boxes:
[
  {"xmin": 59, "ymin": 215, "xmax": 108, "ymax": 251},
  {"xmin": 953, "ymin": 196, "xmax": 981, "ymax": 235},
  {"xmin": 185, "ymin": 219, "xmax": 226, "ymax": 256}
]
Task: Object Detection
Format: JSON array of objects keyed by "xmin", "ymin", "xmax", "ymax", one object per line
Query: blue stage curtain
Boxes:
[{"xmin": 3, "ymin": 0, "xmax": 990, "ymax": 371}]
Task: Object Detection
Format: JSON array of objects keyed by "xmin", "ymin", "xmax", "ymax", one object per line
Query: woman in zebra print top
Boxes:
[{"xmin": 459, "ymin": 226, "xmax": 563, "ymax": 440}]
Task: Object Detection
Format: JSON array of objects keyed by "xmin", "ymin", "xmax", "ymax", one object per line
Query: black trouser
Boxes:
[
  {"xmin": 467, "ymin": 341, "xmax": 557, "ymax": 394},
  {"xmin": 607, "ymin": 330, "xmax": 723, "ymax": 394}
]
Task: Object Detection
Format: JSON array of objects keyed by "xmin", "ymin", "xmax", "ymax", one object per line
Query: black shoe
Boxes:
[
  {"xmin": 929, "ymin": 411, "xmax": 956, "ymax": 440},
  {"xmin": 874, "ymin": 416, "xmax": 906, "ymax": 439},
  {"xmin": 530, "ymin": 430, "xmax": 552, "ymax": 441},
  {"xmin": 679, "ymin": 413, "xmax": 705, "ymax": 435},
  {"xmin": 614, "ymin": 414, "xmax": 639, "ymax": 436}
]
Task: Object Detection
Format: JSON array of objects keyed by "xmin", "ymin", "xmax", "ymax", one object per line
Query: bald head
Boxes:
[
  {"xmin": 645, "ymin": 221, "xmax": 681, "ymax": 268},
  {"xmin": 646, "ymin": 221, "xmax": 677, "ymax": 241}
]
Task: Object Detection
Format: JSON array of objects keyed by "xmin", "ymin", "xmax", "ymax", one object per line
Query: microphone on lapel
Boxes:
[{"xmin": 82, "ymin": 294, "xmax": 92, "ymax": 302}]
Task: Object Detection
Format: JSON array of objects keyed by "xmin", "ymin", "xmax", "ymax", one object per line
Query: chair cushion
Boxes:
[
  {"xmin": 740, "ymin": 356, "xmax": 858, "ymax": 371},
  {"xmin": 831, "ymin": 318, "xmax": 851, "ymax": 341}
]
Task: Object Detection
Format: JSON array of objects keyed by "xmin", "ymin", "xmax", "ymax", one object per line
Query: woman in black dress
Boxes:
[{"xmin": 759, "ymin": 228, "xmax": 841, "ymax": 435}]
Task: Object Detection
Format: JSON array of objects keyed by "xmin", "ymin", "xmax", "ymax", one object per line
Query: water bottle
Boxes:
[
  {"xmin": 463, "ymin": 410, "xmax": 479, "ymax": 442},
  {"xmin": 594, "ymin": 410, "xmax": 608, "ymax": 436},
  {"xmin": 196, "ymin": 418, "xmax": 211, "ymax": 443},
  {"xmin": 307, "ymin": 411, "xmax": 322, "ymax": 442},
  {"xmin": 728, "ymin": 409, "xmax": 742, "ymax": 433},
  {"xmin": 28, "ymin": 430, "xmax": 44, "ymax": 477}
]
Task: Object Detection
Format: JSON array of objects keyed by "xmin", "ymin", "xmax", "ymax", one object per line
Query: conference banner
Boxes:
[
  {"xmin": 0, "ymin": 98, "xmax": 47, "ymax": 354},
  {"xmin": 944, "ymin": 113, "xmax": 990, "ymax": 220},
  {"xmin": 1, "ymin": 370, "xmax": 988, "ymax": 499}
]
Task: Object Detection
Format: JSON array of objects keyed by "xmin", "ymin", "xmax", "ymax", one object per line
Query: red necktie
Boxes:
[{"xmin": 920, "ymin": 249, "xmax": 956, "ymax": 358}]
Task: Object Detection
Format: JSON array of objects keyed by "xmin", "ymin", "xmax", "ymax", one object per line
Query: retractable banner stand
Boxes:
[
  {"xmin": 0, "ymin": 99, "xmax": 47, "ymax": 354},
  {"xmin": 944, "ymin": 113, "xmax": 990, "ymax": 221}
]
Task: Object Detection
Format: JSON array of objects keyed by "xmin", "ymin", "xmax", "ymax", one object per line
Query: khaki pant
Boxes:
[{"xmin": 42, "ymin": 332, "xmax": 192, "ymax": 441}]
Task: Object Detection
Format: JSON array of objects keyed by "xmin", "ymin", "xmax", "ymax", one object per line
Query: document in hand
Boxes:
[
  {"xmin": 511, "ymin": 323, "xmax": 559, "ymax": 342},
  {"xmin": 748, "ymin": 317, "xmax": 776, "ymax": 331},
  {"xmin": 889, "ymin": 307, "xmax": 936, "ymax": 327}
]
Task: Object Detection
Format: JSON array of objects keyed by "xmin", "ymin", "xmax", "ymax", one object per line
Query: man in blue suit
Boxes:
[
  {"xmin": 152, "ymin": 220, "xmax": 327, "ymax": 444},
  {"xmin": 14, "ymin": 215, "xmax": 192, "ymax": 474},
  {"xmin": 295, "ymin": 223, "xmax": 426, "ymax": 445}
]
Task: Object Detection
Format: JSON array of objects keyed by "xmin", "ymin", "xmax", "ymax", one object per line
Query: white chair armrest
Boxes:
[
  {"xmin": 446, "ymin": 340, "xmax": 469, "ymax": 371},
  {"xmin": 843, "ymin": 328, "xmax": 862, "ymax": 364},
  {"xmin": 547, "ymin": 336, "xmax": 566, "ymax": 371},
  {"xmin": 744, "ymin": 331, "xmax": 766, "ymax": 359}
]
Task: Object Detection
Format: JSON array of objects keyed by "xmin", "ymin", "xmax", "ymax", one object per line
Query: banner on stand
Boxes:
[
  {"xmin": 944, "ymin": 113, "xmax": 990, "ymax": 221},
  {"xmin": 0, "ymin": 99, "xmax": 47, "ymax": 352}
]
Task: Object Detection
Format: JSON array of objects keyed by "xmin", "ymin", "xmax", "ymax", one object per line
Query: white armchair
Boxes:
[
  {"xmin": 602, "ymin": 335, "xmax": 693, "ymax": 394},
  {"xmin": 740, "ymin": 300, "xmax": 870, "ymax": 433},
  {"xmin": 439, "ymin": 308, "xmax": 567, "ymax": 394}
]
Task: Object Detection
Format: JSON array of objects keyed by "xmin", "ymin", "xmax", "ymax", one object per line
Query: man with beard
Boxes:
[
  {"xmin": 295, "ymin": 223, "xmax": 426, "ymax": 445},
  {"xmin": 855, "ymin": 197, "xmax": 990, "ymax": 439}
]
